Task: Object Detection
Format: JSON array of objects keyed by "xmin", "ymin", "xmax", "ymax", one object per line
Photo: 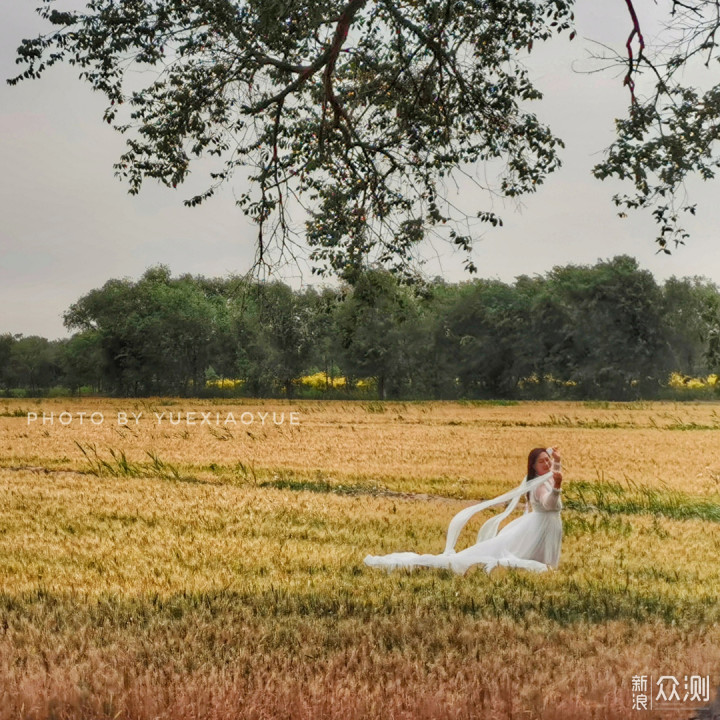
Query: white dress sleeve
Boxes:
[{"xmin": 532, "ymin": 480, "xmax": 562, "ymax": 511}]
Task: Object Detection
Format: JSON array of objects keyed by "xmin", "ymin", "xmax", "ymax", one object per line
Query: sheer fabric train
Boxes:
[{"xmin": 364, "ymin": 470, "xmax": 562, "ymax": 574}]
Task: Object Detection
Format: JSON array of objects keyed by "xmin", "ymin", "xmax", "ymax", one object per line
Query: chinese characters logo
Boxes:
[{"xmin": 632, "ymin": 675, "xmax": 710, "ymax": 711}]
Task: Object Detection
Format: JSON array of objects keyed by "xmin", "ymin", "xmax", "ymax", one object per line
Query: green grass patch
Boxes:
[
  {"xmin": 565, "ymin": 480, "xmax": 720, "ymax": 522},
  {"xmin": 259, "ymin": 477, "xmax": 374, "ymax": 496}
]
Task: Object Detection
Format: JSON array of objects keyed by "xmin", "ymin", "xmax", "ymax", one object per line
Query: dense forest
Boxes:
[{"xmin": 3, "ymin": 256, "xmax": 720, "ymax": 400}]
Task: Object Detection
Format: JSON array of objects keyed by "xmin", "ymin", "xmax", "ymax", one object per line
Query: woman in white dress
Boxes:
[{"xmin": 364, "ymin": 447, "xmax": 563, "ymax": 574}]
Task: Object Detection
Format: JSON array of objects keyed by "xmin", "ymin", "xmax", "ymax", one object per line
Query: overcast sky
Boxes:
[{"xmin": 2, "ymin": 1, "xmax": 720, "ymax": 340}]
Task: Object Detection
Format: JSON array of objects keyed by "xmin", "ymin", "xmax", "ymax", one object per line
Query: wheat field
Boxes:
[{"xmin": 1, "ymin": 398, "xmax": 719, "ymax": 719}]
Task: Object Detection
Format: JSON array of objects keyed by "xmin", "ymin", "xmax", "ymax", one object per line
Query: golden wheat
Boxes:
[{"xmin": 0, "ymin": 398, "xmax": 718, "ymax": 719}]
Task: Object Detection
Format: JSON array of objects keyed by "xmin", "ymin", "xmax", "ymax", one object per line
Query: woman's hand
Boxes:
[{"xmin": 552, "ymin": 470, "xmax": 563, "ymax": 489}]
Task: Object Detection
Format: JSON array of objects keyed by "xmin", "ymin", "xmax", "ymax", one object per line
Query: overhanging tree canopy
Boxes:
[{"xmin": 9, "ymin": 1, "xmax": 720, "ymax": 275}]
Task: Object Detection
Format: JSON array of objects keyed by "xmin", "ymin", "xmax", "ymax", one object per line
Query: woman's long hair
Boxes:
[
  {"xmin": 527, "ymin": 447, "xmax": 548, "ymax": 481},
  {"xmin": 526, "ymin": 447, "xmax": 548, "ymax": 501}
]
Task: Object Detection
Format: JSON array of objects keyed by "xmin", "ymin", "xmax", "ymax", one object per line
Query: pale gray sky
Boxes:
[{"xmin": 2, "ymin": 1, "xmax": 719, "ymax": 340}]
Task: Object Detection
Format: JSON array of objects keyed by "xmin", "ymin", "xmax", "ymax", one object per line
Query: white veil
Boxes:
[{"xmin": 442, "ymin": 470, "xmax": 554, "ymax": 554}]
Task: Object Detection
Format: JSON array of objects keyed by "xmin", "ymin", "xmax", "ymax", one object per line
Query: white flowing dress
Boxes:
[{"xmin": 364, "ymin": 472, "xmax": 562, "ymax": 574}]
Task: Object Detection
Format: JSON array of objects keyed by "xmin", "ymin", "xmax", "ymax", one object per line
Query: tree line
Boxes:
[{"xmin": 3, "ymin": 256, "xmax": 720, "ymax": 400}]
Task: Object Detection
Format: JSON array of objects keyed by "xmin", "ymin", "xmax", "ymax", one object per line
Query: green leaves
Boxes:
[
  {"xmin": 10, "ymin": 0, "xmax": 574, "ymax": 276},
  {"xmin": 593, "ymin": 3, "xmax": 720, "ymax": 253}
]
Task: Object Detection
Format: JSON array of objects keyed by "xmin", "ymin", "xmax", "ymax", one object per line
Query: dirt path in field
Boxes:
[{"xmin": 2, "ymin": 464, "xmax": 463, "ymax": 503}]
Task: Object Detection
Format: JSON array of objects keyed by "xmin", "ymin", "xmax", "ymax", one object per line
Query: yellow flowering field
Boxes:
[{"xmin": 0, "ymin": 398, "xmax": 719, "ymax": 719}]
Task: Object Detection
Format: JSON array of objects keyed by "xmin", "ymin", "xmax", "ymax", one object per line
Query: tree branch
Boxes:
[
  {"xmin": 243, "ymin": 0, "xmax": 367, "ymax": 116},
  {"xmin": 623, "ymin": 0, "xmax": 645, "ymax": 105}
]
